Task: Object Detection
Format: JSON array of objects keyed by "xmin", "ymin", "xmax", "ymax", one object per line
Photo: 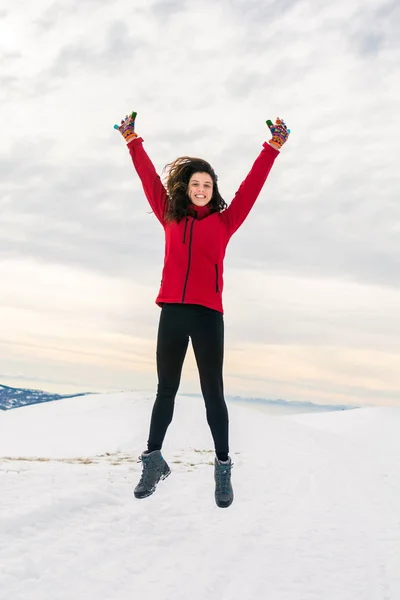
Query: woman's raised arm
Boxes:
[
  {"xmin": 114, "ymin": 112, "xmax": 167, "ymax": 225},
  {"xmin": 221, "ymin": 117, "xmax": 290, "ymax": 236}
]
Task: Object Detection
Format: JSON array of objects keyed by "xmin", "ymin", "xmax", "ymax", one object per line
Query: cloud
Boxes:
[
  {"xmin": 45, "ymin": 21, "xmax": 142, "ymax": 80},
  {"xmin": 0, "ymin": 140, "xmax": 165, "ymax": 283}
]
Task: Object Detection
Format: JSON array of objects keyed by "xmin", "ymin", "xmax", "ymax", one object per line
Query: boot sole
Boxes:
[{"xmin": 215, "ymin": 496, "xmax": 234, "ymax": 508}]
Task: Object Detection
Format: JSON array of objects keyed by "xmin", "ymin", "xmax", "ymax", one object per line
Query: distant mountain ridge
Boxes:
[
  {"xmin": 179, "ymin": 393, "xmax": 358, "ymax": 412},
  {"xmin": 226, "ymin": 395, "xmax": 357, "ymax": 412},
  {"xmin": 0, "ymin": 384, "xmax": 89, "ymax": 411},
  {"xmin": 0, "ymin": 383, "xmax": 358, "ymax": 413}
]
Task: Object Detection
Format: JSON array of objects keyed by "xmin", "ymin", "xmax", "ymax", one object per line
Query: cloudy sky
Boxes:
[{"xmin": 1, "ymin": 0, "xmax": 399, "ymax": 407}]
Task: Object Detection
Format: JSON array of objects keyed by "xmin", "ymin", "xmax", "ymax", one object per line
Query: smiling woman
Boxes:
[
  {"xmin": 114, "ymin": 111, "xmax": 290, "ymax": 507},
  {"xmin": 162, "ymin": 155, "xmax": 227, "ymax": 220},
  {"xmin": 188, "ymin": 173, "xmax": 213, "ymax": 206}
]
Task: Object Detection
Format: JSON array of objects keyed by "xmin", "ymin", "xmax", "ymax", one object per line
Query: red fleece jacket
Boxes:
[{"xmin": 127, "ymin": 138, "xmax": 279, "ymax": 313}]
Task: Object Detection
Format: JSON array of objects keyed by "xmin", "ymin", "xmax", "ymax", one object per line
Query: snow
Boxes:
[{"xmin": 1, "ymin": 392, "xmax": 399, "ymax": 600}]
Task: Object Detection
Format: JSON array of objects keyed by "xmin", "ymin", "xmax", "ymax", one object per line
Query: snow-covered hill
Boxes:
[
  {"xmin": 0, "ymin": 383, "xmax": 88, "ymax": 411},
  {"xmin": 1, "ymin": 392, "xmax": 399, "ymax": 600}
]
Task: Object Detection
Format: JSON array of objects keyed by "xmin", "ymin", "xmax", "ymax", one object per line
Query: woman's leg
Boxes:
[
  {"xmin": 147, "ymin": 304, "xmax": 190, "ymax": 452},
  {"xmin": 190, "ymin": 307, "xmax": 229, "ymax": 460}
]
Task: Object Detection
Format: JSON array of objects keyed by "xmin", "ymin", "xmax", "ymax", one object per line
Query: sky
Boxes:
[{"xmin": 0, "ymin": 0, "xmax": 399, "ymax": 406}]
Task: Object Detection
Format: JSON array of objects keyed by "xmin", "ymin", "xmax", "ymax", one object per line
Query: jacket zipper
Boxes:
[
  {"xmin": 182, "ymin": 218, "xmax": 188, "ymax": 244},
  {"xmin": 215, "ymin": 264, "xmax": 219, "ymax": 293},
  {"xmin": 181, "ymin": 219, "xmax": 195, "ymax": 302}
]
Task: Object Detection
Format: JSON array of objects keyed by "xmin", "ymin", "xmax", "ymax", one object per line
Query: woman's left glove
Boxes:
[
  {"xmin": 114, "ymin": 111, "xmax": 138, "ymax": 144},
  {"xmin": 266, "ymin": 118, "xmax": 290, "ymax": 149}
]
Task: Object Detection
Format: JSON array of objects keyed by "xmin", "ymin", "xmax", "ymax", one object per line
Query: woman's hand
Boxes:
[
  {"xmin": 114, "ymin": 111, "xmax": 138, "ymax": 143},
  {"xmin": 266, "ymin": 118, "xmax": 290, "ymax": 150}
]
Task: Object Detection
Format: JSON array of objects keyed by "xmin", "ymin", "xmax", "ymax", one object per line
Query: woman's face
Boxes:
[{"xmin": 188, "ymin": 172, "xmax": 213, "ymax": 206}]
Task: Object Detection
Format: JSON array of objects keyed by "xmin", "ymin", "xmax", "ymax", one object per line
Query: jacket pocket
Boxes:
[{"xmin": 215, "ymin": 264, "xmax": 219, "ymax": 293}]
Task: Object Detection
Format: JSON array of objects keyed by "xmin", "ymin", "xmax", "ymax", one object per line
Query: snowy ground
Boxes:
[{"xmin": 1, "ymin": 392, "xmax": 399, "ymax": 600}]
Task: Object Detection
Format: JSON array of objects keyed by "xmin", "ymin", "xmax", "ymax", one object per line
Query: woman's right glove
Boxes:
[{"xmin": 114, "ymin": 111, "xmax": 138, "ymax": 143}]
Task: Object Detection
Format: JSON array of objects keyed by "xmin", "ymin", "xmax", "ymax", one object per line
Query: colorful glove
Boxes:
[
  {"xmin": 266, "ymin": 118, "xmax": 290, "ymax": 149},
  {"xmin": 114, "ymin": 111, "xmax": 138, "ymax": 143}
]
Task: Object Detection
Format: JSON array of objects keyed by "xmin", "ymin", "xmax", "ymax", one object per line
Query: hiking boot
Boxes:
[
  {"xmin": 134, "ymin": 450, "xmax": 171, "ymax": 499},
  {"xmin": 214, "ymin": 457, "xmax": 234, "ymax": 508}
]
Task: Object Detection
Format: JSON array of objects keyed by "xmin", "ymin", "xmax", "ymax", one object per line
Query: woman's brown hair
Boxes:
[{"xmin": 162, "ymin": 156, "xmax": 227, "ymax": 223}]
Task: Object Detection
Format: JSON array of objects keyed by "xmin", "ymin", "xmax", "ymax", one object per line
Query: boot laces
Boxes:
[
  {"xmin": 216, "ymin": 461, "xmax": 232, "ymax": 494},
  {"xmin": 137, "ymin": 455, "xmax": 159, "ymax": 487}
]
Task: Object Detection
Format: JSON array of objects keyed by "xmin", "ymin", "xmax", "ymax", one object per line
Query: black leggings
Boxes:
[{"xmin": 147, "ymin": 303, "xmax": 229, "ymax": 459}]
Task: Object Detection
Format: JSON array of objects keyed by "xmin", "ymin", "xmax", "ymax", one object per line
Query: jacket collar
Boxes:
[{"xmin": 187, "ymin": 203, "xmax": 212, "ymax": 220}]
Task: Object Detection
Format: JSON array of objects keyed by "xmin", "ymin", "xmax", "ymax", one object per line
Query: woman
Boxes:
[{"xmin": 115, "ymin": 112, "xmax": 290, "ymax": 507}]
